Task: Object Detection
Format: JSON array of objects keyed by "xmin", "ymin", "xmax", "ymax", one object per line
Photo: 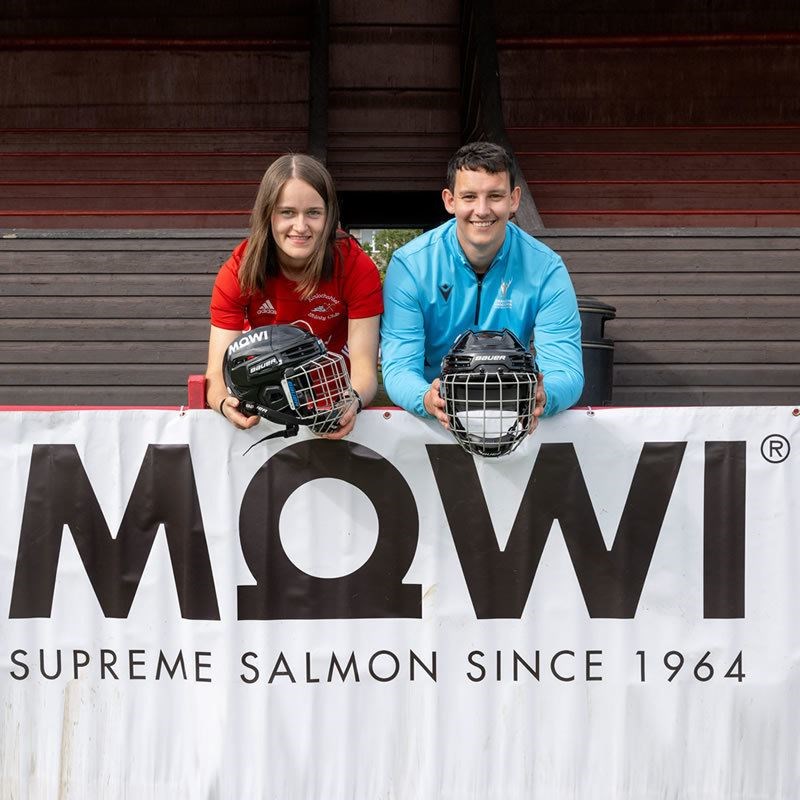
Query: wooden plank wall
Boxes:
[
  {"xmin": 0, "ymin": 1, "xmax": 310, "ymax": 229},
  {"xmin": 494, "ymin": 1, "xmax": 800, "ymax": 228},
  {"xmin": 1, "ymin": 229, "xmax": 797, "ymax": 407},
  {"xmin": 0, "ymin": 231, "xmax": 243, "ymax": 405},
  {"xmin": 1, "ymin": 3, "xmax": 797, "ymax": 407},
  {"xmin": 539, "ymin": 229, "xmax": 800, "ymax": 406}
]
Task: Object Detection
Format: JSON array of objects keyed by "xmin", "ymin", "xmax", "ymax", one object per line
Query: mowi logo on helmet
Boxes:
[
  {"xmin": 228, "ymin": 330, "xmax": 270, "ymax": 354},
  {"xmin": 7, "ymin": 440, "xmax": 744, "ymax": 621}
]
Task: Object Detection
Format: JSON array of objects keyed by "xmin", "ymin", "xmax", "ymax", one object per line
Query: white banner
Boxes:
[{"xmin": 0, "ymin": 406, "xmax": 798, "ymax": 799}]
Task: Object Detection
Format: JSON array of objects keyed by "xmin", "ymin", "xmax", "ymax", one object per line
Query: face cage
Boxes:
[
  {"xmin": 440, "ymin": 370, "xmax": 537, "ymax": 457},
  {"xmin": 279, "ymin": 351, "xmax": 355, "ymax": 434}
]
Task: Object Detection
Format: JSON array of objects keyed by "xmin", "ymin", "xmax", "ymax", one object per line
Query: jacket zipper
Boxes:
[{"xmin": 474, "ymin": 271, "xmax": 486, "ymax": 326}]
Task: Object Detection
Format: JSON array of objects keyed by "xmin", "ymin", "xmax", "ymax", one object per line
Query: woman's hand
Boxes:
[
  {"xmin": 317, "ymin": 315, "xmax": 379, "ymax": 440},
  {"xmin": 206, "ymin": 325, "xmax": 262, "ymax": 429},
  {"xmin": 317, "ymin": 397, "xmax": 359, "ymax": 440},
  {"xmin": 219, "ymin": 396, "xmax": 260, "ymax": 430}
]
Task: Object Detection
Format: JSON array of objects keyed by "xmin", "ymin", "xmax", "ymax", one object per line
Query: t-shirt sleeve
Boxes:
[
  {"xmin": 209, "ymin": 240, "xmax": 248, "ymax": 330},
  {"xmin": 339, "ymin": 237, "xmax": 384, "ymax": 318}
]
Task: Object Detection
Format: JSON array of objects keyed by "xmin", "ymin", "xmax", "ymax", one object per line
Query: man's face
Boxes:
[{"xmin": 442, "ymin": 168, "xmax": 521, "ymax": 265}]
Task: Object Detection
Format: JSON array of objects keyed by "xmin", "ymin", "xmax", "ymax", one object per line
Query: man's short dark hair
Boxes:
[{"xmin": 446, "ymin": 142, "xmax": 516, "ymax": 191}]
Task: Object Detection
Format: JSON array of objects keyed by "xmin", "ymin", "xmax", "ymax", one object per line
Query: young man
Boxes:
[{"xmin": 380, "ymin": 141, "xmax": 583, "ymax": 428}]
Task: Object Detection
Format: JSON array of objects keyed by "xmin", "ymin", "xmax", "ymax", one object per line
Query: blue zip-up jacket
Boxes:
[{"xmin": 380, "ymin": 218, "xmax": 584, "ymax": 418}]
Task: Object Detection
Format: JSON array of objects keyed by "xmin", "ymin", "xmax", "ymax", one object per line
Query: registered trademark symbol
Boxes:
[{"xmin": 761, "ymin": 434, "xmax": 790, "ymax": 464}]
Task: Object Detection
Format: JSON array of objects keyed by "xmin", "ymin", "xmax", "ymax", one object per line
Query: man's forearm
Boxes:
[{"xmin": 381, "ymin": 362, "xmax": 431, "ymax": 417}]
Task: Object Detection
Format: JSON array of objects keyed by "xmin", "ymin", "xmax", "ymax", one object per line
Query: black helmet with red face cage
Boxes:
[{"xmin": 223, "ymin": 324, "xmax": 355, "ymax": 436}]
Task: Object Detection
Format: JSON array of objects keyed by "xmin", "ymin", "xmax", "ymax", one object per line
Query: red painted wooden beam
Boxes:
[
  {"xmin": 187, "ymin": 375, "xmax": 208, "ymax": 410},
  {"xmin": 498, "ymin": 33, "xmax": 800, "ymax": 49},
  {"xmin": 0, "ymin": 37, "xmax": 309, "ymax": 51}
]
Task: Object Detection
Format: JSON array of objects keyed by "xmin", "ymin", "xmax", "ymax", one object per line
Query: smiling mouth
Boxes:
[{"xmin": 470, "ymin": 220, "xmax": 496, "ymax": 228}]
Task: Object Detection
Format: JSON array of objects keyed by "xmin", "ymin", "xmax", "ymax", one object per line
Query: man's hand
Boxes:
[
  {"xmin": 219, "ymin": 396, "xmax": 260, "ymax": 430},
  {"xmin": 530, "ymin": 372, "xmax": 546, "ymax": 434},
  {"xmin": 424, "ymin": 378, "xmax": 449, "ymax": 428}
]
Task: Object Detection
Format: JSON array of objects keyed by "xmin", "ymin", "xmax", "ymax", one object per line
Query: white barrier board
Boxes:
[{"xmin": 0, "ymin": 406, "xmax": 798, "ymax": 799}]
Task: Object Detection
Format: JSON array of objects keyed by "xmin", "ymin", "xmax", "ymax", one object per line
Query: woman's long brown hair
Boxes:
[{"xmin": 238, "ymin": 154, "xmax": 339, "ymax": 300}]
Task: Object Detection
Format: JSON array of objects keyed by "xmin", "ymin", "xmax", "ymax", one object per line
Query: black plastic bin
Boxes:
[{"xmin": 575, "ymin": 296, "xmax": 616, "ymax": 406}]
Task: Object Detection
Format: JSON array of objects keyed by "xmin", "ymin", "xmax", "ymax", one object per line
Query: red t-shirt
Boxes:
[{"xmin": 210, "ymin": 235, "xmax": 383, "ymax": 355}]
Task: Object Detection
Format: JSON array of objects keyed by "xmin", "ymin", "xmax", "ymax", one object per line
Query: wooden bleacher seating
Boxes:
[
  {"xmin": 0, "ymin": 128, "xmax": 306, "ymax": 230},
  {"xmin": 508, "ymin": 125, "xmax": 800, "ymax": 228}
]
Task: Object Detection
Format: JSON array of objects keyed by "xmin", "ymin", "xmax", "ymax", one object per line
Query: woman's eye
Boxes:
[
  {"xmin": 307, "ymin": 209, "xmax": 324, "ymax": 218},
  {"xmin": 280, "ymin": 210, "xmax": 294, "ymax": 217}
]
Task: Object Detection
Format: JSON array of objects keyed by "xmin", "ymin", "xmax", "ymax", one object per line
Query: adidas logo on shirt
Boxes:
[{"xmin": 256, "ymin": 299, "xmax": 276, "ymax": 315}]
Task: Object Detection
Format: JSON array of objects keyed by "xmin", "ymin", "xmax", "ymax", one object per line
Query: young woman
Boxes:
[{"xmin": 205, "ymin": 154, "xmax": 382, "ymax": 439}]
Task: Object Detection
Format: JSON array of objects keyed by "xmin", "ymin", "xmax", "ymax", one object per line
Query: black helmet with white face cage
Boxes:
[
  {"xmin": 223, "ymin": 324, "xmax": 355, "ymax": 437},
  {"xmin": 439, "ymin": 328, "xmax": 538, "ymax": 458}
]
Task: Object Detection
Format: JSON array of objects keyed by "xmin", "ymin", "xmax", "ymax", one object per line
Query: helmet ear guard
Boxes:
[
  {"xmin": 223, "ymin": 324, "xmax": 356, "ymax": 441},
  {"xmin": 439, "ymin": 329, "xmax": 538, "ymax": 458}
]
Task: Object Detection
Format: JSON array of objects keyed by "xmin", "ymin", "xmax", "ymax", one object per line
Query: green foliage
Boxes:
[{"xmin": 363, "ymin": 229, "xmax": 421, "ymax": 279}]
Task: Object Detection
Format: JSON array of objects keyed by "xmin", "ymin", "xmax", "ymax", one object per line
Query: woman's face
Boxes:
[{"xmin": 270, "ymin": 177, "xmax": 327, "ymax": 270}]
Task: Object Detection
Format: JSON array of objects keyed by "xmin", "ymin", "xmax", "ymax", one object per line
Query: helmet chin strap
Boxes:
[{"xmin": 240, "ymin": 401, "xmax": 302, "ymax": 455}]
